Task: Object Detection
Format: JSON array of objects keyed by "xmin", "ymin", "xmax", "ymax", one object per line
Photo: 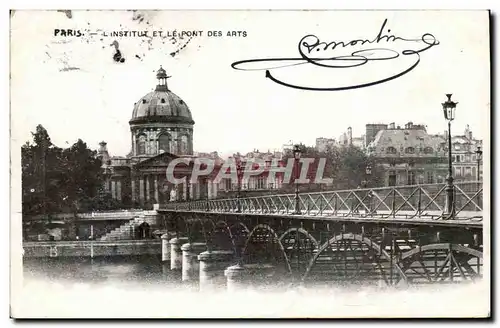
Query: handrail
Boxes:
[{"xmin": 163, "ymin": 182, "xmax": 483, "ymax": 221}]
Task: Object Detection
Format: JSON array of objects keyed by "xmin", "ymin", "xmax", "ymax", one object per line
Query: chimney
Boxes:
[
  {"xmin": 97, "ymin": 141, "xmax": 110, "ymax": 164},
  {"xmin": 389, "ymin": 122, "xmax": 395, "ymax": 129}
]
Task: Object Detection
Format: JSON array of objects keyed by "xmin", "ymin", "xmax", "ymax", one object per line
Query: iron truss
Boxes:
[
  {"xmin": 158, "ymin": 182, "xmax": 484, "ymax": 287},
  {"xmin": 165, "ymin": 182, "xmax": 483, "ymax": 223}
]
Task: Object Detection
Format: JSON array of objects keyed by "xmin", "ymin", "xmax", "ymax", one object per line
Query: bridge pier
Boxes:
[
  {"xmin": 181, "ymin": 242, "xmax": 207, "ymax": 281},
  {"xmin": 161, "ymin": 233, "xmax": 170, "ymax": 262},
  {"xmin": 169, "ymin": 237, "xmax": 188, "ymax": 270},
  {"xmin": 224, "ymin": 264, "xmax": 247, "ymax": 292},
  {"xmin": 198, "ymin": 250, "xmax": 234, "ymax": 291}
]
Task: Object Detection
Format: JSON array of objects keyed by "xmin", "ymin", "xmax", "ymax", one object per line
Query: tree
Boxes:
[
  {"xmin": 279, "ymin": 144, "xmax": 384, "ymax": 193},
  {"xmin": 22, "ymin": 125, "xmax": 105, "ymax": 216}
]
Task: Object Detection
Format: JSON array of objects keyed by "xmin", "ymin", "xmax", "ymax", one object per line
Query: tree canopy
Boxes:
[
  {"xmin": 280, "ymin": 143, "xmax": 384, "ymax": 193},
  {"xmin": 21, "ymin": 125, "xmax": 119, "ymax": 217}
]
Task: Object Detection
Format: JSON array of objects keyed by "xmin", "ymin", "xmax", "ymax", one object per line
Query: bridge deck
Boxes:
[{"xmin": 160, "ymin": 209, "xmax": 483, "ymax": 229}]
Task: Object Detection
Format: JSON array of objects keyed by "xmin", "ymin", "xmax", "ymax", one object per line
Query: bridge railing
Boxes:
[{"xmin": 163, "ymin": 182, "xmax": 483, "ymax": 220}]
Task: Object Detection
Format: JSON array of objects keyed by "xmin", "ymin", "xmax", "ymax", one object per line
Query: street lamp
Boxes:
[
  {"xmin": 442, "ymin": 94, "xmax": 457, "ymax": 218},
  {"xmin": 236, "ymin": 161, "xmax": 242, "ymax": 213},
  {"xmin": 293, "ymin": 144, "xmax": 302, "ymax": 215},
  {"xmin": 475, "ymin": 146, "xmax": 482, "ymax": 181}
]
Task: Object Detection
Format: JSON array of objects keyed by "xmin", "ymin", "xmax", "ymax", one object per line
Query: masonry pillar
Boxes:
[
  {"xmin": 161, "ymin": 233, "xmax": 170, "ymax": 262},
  {"xmin": 139, "ymin": 177, "xmax": 145, "ymax": 204},
  {"xmin": 116, "ymin": 180, "xmax": 122, "ymax": 202},
  {"xmin": 224, "ymin": 264, "xmax": 247, "ymax": 292},
  {"xmin": 170, "ymin": 237, "xmax": 188, "ymax": 270},
  {"xmin": 154, "ymin": 175, "xmax": 159, "ymax": 204},
  {"xmin": 111, "ymin": 180, "xmax": 116, "ymax": 199},
  {"xmin": 181, "ymin": 242, "xmax": 207, "ymax": 281},
  {"xmin": 146, "ymin": 175, "xmax": 151, "ymax": 202},
  {"xmin": 183, "ymin": 180, "xmax": 188, "ymax": 201},
  {"xmin": 131, "ymin": 177, "xmax": 136, "ymax": 203},
  {"xmin": 198, "ymin": 250, "xmax": 234, "ymax": 291}
]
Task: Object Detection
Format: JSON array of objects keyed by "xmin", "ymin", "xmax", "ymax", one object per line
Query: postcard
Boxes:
[{"xmin": 10, "ymin": 9, "xmax": 490, "ymax": 318}]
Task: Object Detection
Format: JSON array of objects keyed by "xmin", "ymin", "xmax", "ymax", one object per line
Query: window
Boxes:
[
  {"xmin": 405, "ymin": 147, "xmax": 415, "ymax": 154},
  {"xmin": 454, "ymin": 144, "xmax": 460, "ymax": 151},
  {"xmin": 455, "ymin": 155, "xmax": 460, "ymax": 163},
  {"xmin": 388, "ymin": 172, "xmax": 397, "ymax": 186},
  {"xmin": 137, "ymin": 135, "xmax": 146, "ymax": 155},
  {"xmin": 158, "ymin": 134, "xmax": 170, "ymax": 153},
  {"xmin": 178, "ymin": 135, "xmax": 189, "ymax": 154},
  {"xmin": 424, "ymin": 147, "xmax": 433, "ymax": 154},
  {"xmin": 426, "ymin": 171, "xmax": 434, "ymax": 184},
  {"xmin": 386, "ymin": 146, "xmax": 397, "ymax": 154},
  {"xmin": 142, "ymin": 99, "xmax": 147, "ymax": 104},
  {"xmin": 224, "ymin": 178, "xmax": 232, "ymax": 191},
  {"xmin": 179, "ymin": 100, "xmax": 184, "ymax": 105},
  {"xmin": 472, "ymin": 167, "xmax": 477, "ymax": 179},
  {"xmin": 407, "ymin": 171, "xmax": 416, "ymax": 185},
  {"xmin": 256, "ymin": 178, "xmax": 265, "ymax": 189},
  {"xmin": 161, "ymin": 98, "xmax": 166, "ymax": 104}
]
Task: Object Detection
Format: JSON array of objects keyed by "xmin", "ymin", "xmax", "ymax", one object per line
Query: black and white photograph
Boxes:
[{"xmin": 9, "ymin": 9, "xmax": 491, "ymax": 318}]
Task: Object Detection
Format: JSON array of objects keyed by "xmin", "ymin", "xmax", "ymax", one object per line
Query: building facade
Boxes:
[
  {"xmin": 448, "ymin": 125, "xmax": 483, "ymax": 182},
  {"xmin": 366, "ymin": 122, "xmax": 449, "ymax": 187},
  {"xmin": 98, "ymin": 67, "xmax": 219, "ymax": 207}
]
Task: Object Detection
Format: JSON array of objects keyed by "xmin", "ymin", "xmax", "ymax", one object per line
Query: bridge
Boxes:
[{"xmin": 158, "ymin": 181, "xmax": 483, "ymax": 289}]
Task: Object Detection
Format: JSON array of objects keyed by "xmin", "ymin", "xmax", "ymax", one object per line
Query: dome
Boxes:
[{"xmin": 130, "ymin": 67, "xmax": 195, "ymax": 125}]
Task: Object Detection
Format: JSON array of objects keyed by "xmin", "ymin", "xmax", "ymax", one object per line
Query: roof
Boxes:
[
  {"xmin": 368, "ymin": 128, "xmax": 447, "ymax": 158},
  {"xmin": 130, "ymin": 90, "xmax": 194, "ymax": 125},
  {"xmin": 130, "ymin": 67, "xmax": 194, "ymax": 125}
]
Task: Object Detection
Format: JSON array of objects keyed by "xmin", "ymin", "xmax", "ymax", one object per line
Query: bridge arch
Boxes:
[
  {"xmin": 242, "ymin": 224, "xmax": 292, "ymax": 274},
  {"xmin": 397, "ymin": 243, "xmax": 483, "ymax": 284},
  {"xmin": 302, "ymin": 233, "xmax": 408, "ymax": 286},
  {"xmin": 279, "ymin": 227, "xmax": 320, "ymax": 277},
  {"xmin": 279, "ymin": 227, "xmax": 319, "ymax": 250}
]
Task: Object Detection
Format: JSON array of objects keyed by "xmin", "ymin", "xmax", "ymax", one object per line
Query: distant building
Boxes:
[
  {"xmin": 98, "ymin": 67, "xmax": 221, "ymax": 207},
  {"xmin": 447, "ymin": 125, "xmax": 483, "ymax": 182},
  {"xmin": 366, "ymin": 122, "xmax": 448, "ymax": 186},
  {"xmin": 316, "ymin": 137, "xmax": 336, "ymax": 152},
  {"xmin": 217, "ymin": 149, "xmax": 285, "ymax": 197},
  {"xmin": 316, "ymin": 127, "xmax": 365, "ymax": 152}
]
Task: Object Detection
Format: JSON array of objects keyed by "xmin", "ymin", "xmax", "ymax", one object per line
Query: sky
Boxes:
[{"xmin": 10, "ymin": 10, "xmax": 490, "ymax": 158}]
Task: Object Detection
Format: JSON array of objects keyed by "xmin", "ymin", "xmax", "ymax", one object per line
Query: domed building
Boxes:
[{"xmin": 97, "ymin": 67, "xmax": 217, "ymax": 208}]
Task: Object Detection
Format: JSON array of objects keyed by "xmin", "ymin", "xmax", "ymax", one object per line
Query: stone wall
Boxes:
[{"xmin": 23, "ymin": 240, "xmax": 161, "ymax": 258}]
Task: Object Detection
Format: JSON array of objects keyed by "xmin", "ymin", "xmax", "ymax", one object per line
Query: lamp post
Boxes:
[
  {"xmin": 475, "ymin": 146, "xmax": 482, "ymax": 181},
  {"xmin": 236, "ymin": 161, "xmax": 242, "ymax": 213},
  {"xmin": 363, "ymin": 164, "xmax": 373, "ymax": 214},
  {"xmin": 293, "ymin": 145, "xmax": 302, "ymax": 215},
  {"xmin": 442, "ymin": 94, "xmax": 457, "ymax": 218}
]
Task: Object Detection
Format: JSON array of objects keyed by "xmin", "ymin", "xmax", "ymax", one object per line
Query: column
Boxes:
[
  {"xmin": 131, "ymin": 177, "xmax": 136, "ymax": 203},
  {"xmin": 116, "ymin": 180, "xmax": 122, "ymax": 201},
  {"xmin": 170, "ymin": 237, "xmax": 189, "ymax": 270},
  {"xmin": 224, "ymin": 264, "xmax": 247, "ymax": 292},
  {"xmin": 181, "ymin": 242, "xmax": 207, "ymax": 281},
  {"xmin": 132, "ymin": 134, "xmax": 136, "ymax": 156},
  {"xmin": 189, "ymin": 183, "xmax": 194, "ymax": 201},
  {"xmin": 198, "ymin": 250, "xmax": 234, "ymax": 291},
  {"xmin": 161, "ymin": 233, "xmax": 170, "ymax": 261},
  {"xmin": 111, "ymin": 180, "xmax": 116, "ymax": 199},
  {"xmin": 183, "ymin": 180, "xmax": 188, "ymax": 201},
  {"xmin": 139, "ymin": 177, "xmax": 145, "ymax": 203},
  {"xmin": 154, "ymin": 175, "xmax": 159, "ymax": 203},
  {"xmin": 146, "ymin": 175, "xmax": 151, "ymax": 201}
]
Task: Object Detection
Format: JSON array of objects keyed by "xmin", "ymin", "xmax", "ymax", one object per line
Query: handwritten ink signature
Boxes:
[{"xmin": 231, "ymin": 19, "xmax": 440, "ymax": 91}]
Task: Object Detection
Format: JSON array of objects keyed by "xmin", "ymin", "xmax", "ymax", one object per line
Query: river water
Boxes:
[{"xmin": 17, "ymin": 255, "xmax": 489, "ymax": 318}]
